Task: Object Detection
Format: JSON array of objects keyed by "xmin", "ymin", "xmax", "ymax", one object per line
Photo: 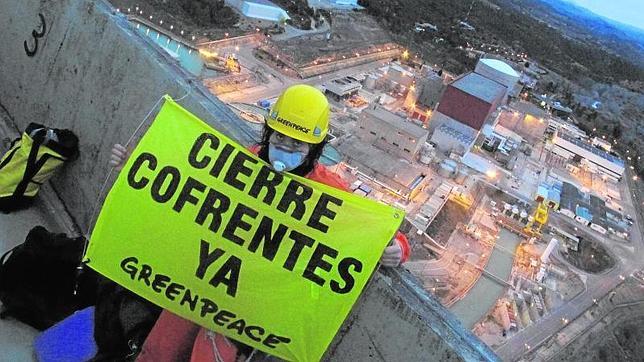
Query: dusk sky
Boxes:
[{"xmin": 566, "ymin": 0, "xmax": 644, "ymax": 30}]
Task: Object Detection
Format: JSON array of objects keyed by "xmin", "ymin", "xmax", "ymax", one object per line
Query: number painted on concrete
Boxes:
[{"xmin": 24, "ymin": 13, "xmax": 47, "ymax": 57}]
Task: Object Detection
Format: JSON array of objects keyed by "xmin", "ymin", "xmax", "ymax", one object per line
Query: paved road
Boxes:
[{"xmin": 494, "ymin": 190, "xmax": 643, "ymax": 361}]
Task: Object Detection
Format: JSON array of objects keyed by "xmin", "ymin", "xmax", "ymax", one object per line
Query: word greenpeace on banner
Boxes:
[
  {"xmin": 86, "ymin": 96, "xmax": 403, "ymax": 361},
  {"xmin": 125, "ymin": 132, "xmax": 361, "ymax": 297},
  {"xmin": 120, "ymin": 256, "xmax": 290, "ymax": 348}
]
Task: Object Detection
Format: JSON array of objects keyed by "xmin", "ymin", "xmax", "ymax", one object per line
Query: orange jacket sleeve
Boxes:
[{"xmin": 394, "ymin": 232, "xmax": 410, "ymax": 264}]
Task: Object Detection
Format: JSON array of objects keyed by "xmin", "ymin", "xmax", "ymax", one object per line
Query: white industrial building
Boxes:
[
  {"xmin": 551, "ymin": 130, "xmax": 625, "ymax": 181},
  {"xmin": 226, "ymin": 0, "xmax": 290, "ymax": 22},
  {"xmin": 460, "ymin": 151, "xmax": 507, "ymax": 179},
  {"xmin": 430, "ymin": 123, "xmax": 476, "ymax": 154},
  {"xmin": 357, "ymin": 105, "xmax": 428, "ymax": 161},
  {"xmin": 384, "ymin": 63, "xmax": 414, "ymax": 88},
  {"xmin": 323, "ymin": 76, "xmax": 362, "ymax": 101}
]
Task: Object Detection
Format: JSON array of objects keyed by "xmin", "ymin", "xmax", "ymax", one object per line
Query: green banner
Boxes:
[{"xmin": 86, "ymin": 96, "xmax": 404, "ymax": 361}]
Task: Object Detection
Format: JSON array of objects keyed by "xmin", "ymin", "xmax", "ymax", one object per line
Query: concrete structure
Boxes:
[
  {"xmin": 550, "ymin": 101, "xmax": 573, "ymax": 118},
  {"xmin": 407, "ymin": 71, "xmax": 445, "ymax": 124},
  {"xmin": 481, "ymin": 124, "xmax": 522, "ymax": 154},
  {"xmin": 551, "ymin": 130, "xmax": 625, "ymax": 181},
  {"xmin": 324, "ymin": 76, "xmax": 362, "ymax": 101},
  {"xmin": 591, "ymin": 136, "xmax": 612, "ymax": 152},
  {"xmin": 358, "ymin": 105, "xmax": 428, "ymax": 161},
  {"xmin": 474, "ymin": 58, "xmax": 519, "ymax": 101},
  {"xmin": 460, "ymin": 152, "xmax": 506, "ymax": 180},
  {"xmin": 385, "ymin": 63, "xmax": 414, "ymax": 88},
  {"xmin": 0, "ymin": 1, "xmax": 498, "ymax": 360},
  {"xmin": 429, "ymin": 72, "xmax": 506, "ymax": 152},
  {"xmin": 541, "ymin": 238, "xmax": 559, "ymax": 263},
  {"xmin": 226, "ymin": 0, "xmax": 289, "ymax": 22},
  {"xmin": 430, "ymin": 123, "xmax": 476, "ymax": 154},
  {"xmin": 547, "ymin": 118, "xmax": 587, "ymax": 139},
  {"xmin": 417, "ymin": 71, "xmax": 445, "ymax": 110},
  {"xmin": 435, "ymin": 72, "xmax": 507, "ymax": 132}
]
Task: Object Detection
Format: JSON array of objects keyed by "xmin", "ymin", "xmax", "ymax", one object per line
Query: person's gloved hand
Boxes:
[
  {"xmin": 109, "ymin": 143, "xmax": 129, "ymax": 171},
  {"xmin": 379, "ymin": 240, "xmax": 403, "ymax": 267}
]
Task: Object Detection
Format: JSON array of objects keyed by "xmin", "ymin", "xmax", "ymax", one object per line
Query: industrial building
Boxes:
[
  {"xmin": 496, "ymin": 102, "xmax": 548, "ymax": 144},
  {"xmin": 550, "ymin": 130, "xmax": 625, "ymax": 181},
  {"xmin": 460, "ymin": 151, "xmax": 507, "ymax": 179},
  {"xmin": 357, "ymin": 105, "xmax": 428, "ymax": 161},
  {"xmin": 324, "ymin": 76, "xmax": 362, "ymax": 101},
  {"xmin": 474, "ymin": 58, "xmax": 520, "ymax": 102},
  {"xmin": 430, "ymin": 123, "xmax": 476, "ymax": 154},
  {"xmin": 405, "ymin": 71, "xmax": 445, "ymax": 124},
  {"xmin": 225, "ymin": 0, "xmax": 290, "ymax": 22},
  {"xmin": 550, "ymin": 101, "xmax": 574, "ymax": 119},
  {"xmin": 535, "ymin": 181, "xmax": 562, "ymax": 209},
  {"xmin": 385, "ymin": 63, "xmax": 414, "ymax": 88},
  {"xmin": 429, "ymin": 72, "xmax": 507, "ymax": 152},
  {"xmin": 558, "ymin": 181, "xmax": 629, "ymax": 237},
  {"xmin": 481, "ymin": 124, "xmax": 523, "ymax": 153},
  {"xmin": 416, "ymin": 71, "xmax": 446, "ymax": 109},
  {"xmin": 436, "ymin": 72, "xmax": 507, "ymax": 132}
]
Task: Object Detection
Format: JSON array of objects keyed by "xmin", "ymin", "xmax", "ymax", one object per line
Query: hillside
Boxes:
[
  {"xmin": 517, "ymin": 0, "xmax": 644, "ymax": 68},
  {"xmin": 357, "ymin": 0, "xmax": 644, "ymax": 85},
  {"xmin": 357, "ymin": 0, "xmax": 644, "ymax": 177}
]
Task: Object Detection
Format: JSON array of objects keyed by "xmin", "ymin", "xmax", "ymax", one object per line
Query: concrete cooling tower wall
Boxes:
[{"xmin": 0, "ymin": 1, "xmax": 497, "ymax": 360}]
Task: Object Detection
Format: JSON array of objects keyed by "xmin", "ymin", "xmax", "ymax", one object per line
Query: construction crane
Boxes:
[{"xmin": 523, "ymin": 201, "xmax": 549, "ymax": 236}]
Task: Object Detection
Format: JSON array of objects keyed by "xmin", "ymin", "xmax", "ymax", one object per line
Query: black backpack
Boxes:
[
  {"xmin": 0, "ymin": 226, "xmax": 98, "ymax": 330},
  {"xmin": 90, "ymin": 281, "xmax": 162, "ymax": 361}
]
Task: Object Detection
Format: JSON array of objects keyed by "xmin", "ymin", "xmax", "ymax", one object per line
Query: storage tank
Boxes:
[{"xmin": 475, "ymin": 58, "xmax": 520, "ymax": 91}]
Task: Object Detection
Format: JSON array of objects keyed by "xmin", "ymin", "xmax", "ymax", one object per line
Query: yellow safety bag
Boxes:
[{"xmin": 0, "ymin": 123, "xmax": 79, "ymax": 213}]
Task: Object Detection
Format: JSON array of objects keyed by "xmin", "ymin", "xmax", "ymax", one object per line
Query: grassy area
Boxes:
[{"xmin": 613, "ymin": 319, "xmax": 644, "ymax": 360}]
